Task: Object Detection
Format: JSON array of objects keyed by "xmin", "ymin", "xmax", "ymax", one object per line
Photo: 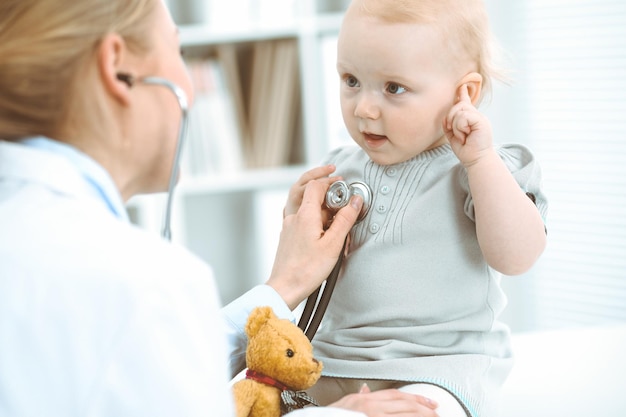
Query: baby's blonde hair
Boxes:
[
  {"xmin": 351, "ymin": 0, "xmax": 507, "ymax": 102},
  {"xmin": 0, "ymin": 0, "xmax": 157, "ymax": 141}
]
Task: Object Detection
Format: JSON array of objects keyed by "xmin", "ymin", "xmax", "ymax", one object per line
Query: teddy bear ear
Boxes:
[{"xmin": 245, "ymin": 306, "xmax": 277, "ymax": 337}]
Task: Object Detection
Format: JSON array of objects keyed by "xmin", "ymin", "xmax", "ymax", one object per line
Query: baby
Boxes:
[{"xmin": 285, "ymin": 1, "xmax": 548, "ymax": 416}]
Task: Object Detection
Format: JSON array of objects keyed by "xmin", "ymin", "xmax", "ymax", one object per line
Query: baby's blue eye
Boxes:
[
  {"xmin": 387, "ymin": 83, "xmax": 406, "ymax": 95},
  {"xmin": 345, "ymin": 75, "xmax": 359, "ymax": 88}
]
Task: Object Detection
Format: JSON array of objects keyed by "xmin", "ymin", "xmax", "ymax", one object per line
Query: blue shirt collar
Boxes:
[{"xmin": 20, "ymin": 137, "xmax": 129, "ymax": 221}]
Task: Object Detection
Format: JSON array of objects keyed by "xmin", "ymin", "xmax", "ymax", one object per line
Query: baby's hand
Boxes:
[
  {"xmin": 443, "ymin": 84, "xmax": 493, "ymax": 167},
  {"xmin": 284, "ymin": 165, "xmax": 340, "ymax": 218}
]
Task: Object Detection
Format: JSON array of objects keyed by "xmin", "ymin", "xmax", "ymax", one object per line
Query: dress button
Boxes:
[
  {"xmin": 380, "ymin": 185, "xmax": 390, "ymax": 195},
  {"xmin": 386, "ymin": 168, "xmax": 397, "ymax": 177},
  {"xmin": 369, "ymin": 223, "xmax": 380, "ymax": 234},
  {"xmin": 376, "ymin": 204, "xmax": 387, "ymax": 214}
]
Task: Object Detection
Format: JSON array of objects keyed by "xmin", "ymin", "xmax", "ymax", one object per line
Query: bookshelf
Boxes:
[{"xmin": 127, "ymin": 0, "xmax": 350, "ymax": 304}]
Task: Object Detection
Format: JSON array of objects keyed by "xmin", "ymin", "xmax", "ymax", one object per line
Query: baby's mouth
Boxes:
[{"xmin": 363, "ymin": 132, "xmax": 388, "ymax": 148}]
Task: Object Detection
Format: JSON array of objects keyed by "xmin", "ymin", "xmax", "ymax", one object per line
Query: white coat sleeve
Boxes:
[{"xmin": 221, "ymin": 284, "xmax": 295, "ymax": 377}]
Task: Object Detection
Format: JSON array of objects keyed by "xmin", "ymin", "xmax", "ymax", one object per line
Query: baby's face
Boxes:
[{"xmin": 337, "ymin": 12, "xmax": 462, "ymax": 165}]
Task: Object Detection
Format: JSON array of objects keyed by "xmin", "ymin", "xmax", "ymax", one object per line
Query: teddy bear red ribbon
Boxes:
[{"xmin": 245, "ymin": 369, "xmax": 319, "ymax": 414}]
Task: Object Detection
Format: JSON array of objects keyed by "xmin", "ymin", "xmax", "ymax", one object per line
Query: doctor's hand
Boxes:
[
  {"xmin": 267, "ymin": 179, "xmax": 362, "ymax": 310},
  {"xmin": 284, "ymin": 164, "xmax": 342, "ymax": 226},
  {"xmin": 329, "ymin": 385, "xmax": 439, "ymax": 417}
]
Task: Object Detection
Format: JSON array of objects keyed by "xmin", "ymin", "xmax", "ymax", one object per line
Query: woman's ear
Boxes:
[
  {"xmin": 96, "ymin": 33, "xmax": 132, "ymax": 106},
  {"xmin": 456, "ymin": 72, "xmax": 483, "ymax": 105}
]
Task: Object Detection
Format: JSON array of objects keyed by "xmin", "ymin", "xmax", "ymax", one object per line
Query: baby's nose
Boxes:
[{"xmin": 354, "ymin": 92, "xmax": 380, "ymax": 119}]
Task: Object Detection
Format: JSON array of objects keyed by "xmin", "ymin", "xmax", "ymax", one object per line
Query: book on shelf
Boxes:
[
  {"xmin": 182, "ymin": 38, "xmax": 302, "ymax": 178},
  {"xmin": 246, "ymin": 38, "xmax": 301, "ymax": 169},
  {"xmin": 182, "ymin": 58, "xmax": 246, "ymax": 178}
]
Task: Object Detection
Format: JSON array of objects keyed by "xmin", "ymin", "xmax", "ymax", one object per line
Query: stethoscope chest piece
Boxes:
[{"xmin": 325, "ymin": 180, "xmax": 372, "ymax": 222}]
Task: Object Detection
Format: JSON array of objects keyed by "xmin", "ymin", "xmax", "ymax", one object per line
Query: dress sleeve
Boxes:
[
  {"xmin": 461, "ymin": 144, "xmax": 548, "ymax": 224},
  {"xmin": 320, "ymin": 145, "xmax": 352, "ymax": 166}
]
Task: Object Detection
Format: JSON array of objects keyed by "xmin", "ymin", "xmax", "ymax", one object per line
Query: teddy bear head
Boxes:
[{"xmin": 245, "ymin": 306, "xmax": 323, "ymax": 391}]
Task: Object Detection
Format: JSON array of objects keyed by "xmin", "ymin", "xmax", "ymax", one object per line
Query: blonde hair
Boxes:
[
  {"xmin": 0, "ymin": 0, "xmax": 157, "ymax": 141},
  {"xmin": 352, "ymin": 0, "xmax": 507, "ymax": 102}
]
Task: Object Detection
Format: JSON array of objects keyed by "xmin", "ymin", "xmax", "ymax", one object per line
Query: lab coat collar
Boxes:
[{"xmin": 0, "ymin": 137, "xmax": 129, "ymax": 221}]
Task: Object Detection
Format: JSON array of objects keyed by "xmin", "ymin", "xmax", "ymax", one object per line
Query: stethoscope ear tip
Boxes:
[{"xmin": 116, "ymin": 72, "xmax": 135, "ymax": 87}]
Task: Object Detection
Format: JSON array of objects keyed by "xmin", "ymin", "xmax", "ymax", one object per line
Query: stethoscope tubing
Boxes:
[
  {"xmin": 138, "ymin": 77, "xmax": 189, "ymax": 241},
  {"xmin": 298, "ymin": 237, "xmax": 347, "ymax": 340},
  {"xmin": 127, "ymin": 76, "xmax": 189, "ymax": 241}
]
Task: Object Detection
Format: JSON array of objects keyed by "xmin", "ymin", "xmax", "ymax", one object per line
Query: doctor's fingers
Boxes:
[
  {"xmin": 323, "ymin": 194, "xmax": 362, "ymax": 246},
  {"xmin": 298, "ymin": 164, "xmax": 338, "ymax": 184},
  {"xmin": 330, "ymin": 389, "xmax": 439, "ymax": 417},
  {"xmin": 371, "ymin": 389, "xmax": 438, "ymax": 411},
  {"xmin": 297, "ymin": 180, "xmax": 330, "ymax": 219},
  {"xmin": 285, "ymin": 166, "xmax": 340, "ymax": 217}
]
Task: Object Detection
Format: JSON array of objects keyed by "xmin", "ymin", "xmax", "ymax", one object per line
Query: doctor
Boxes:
[{"xmin": 0, "ymin": 0, "xmax": 438, "ymax": 416}]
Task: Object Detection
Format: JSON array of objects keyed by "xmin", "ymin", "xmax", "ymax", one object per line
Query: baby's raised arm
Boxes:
[{"xmin": 444, "ymin": 85, "xmax": 546, "ymax": 275}]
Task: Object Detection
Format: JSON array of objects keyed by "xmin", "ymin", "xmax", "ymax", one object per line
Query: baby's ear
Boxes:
[
  {"xmin": 456, "ymin": 72, "xmax": 483, "ymax": 105},
  {"xmin": 245, "ymin": 306, "xmax": 276, "ymax": 338}
]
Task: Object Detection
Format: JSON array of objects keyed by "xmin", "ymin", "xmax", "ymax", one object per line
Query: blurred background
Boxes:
[{"xmin": 129, "ymin": 0, "xmax": 626, "ymax": 334}]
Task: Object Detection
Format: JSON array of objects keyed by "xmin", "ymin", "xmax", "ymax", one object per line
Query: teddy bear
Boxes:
[{"xmin": 232, "ymin": 306, "xmax": 323, "ymax": 417}]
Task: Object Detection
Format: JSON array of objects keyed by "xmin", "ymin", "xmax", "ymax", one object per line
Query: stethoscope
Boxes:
[
  {"xmin": 116, "ymin": 72, "xmax": 374, "ymax": 342},
  {"xmin": 116, "ymin": 72, "xmax": 189, "ymax": 241},
  {"xmin": 297, "ymin": 180, "xmax": 372, "ymax": 340}
]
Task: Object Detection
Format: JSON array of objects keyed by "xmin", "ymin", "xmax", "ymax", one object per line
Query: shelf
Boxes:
[
  {"xmin": 179, "ymin": 12, "xmax": 344, "ymax": 47},
  {"xmin": 176, "ymin": 165, "xmax": 305, "ymax": 196},
  {"xmin": 180, "ymin": 23, "xmax": 299, "ymax": 47}
]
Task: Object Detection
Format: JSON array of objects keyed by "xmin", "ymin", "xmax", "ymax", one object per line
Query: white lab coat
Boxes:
[
  {"xmin": 0, "ymin": 138, "xmax": 366, "ymax": 417},
  {"xmin": 0, "ymin": 138, "xmax": 234, "ymax": 416}
]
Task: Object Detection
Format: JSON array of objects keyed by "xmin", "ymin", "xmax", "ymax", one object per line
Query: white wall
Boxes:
[{"xmin": 484, "ymin": 0, "xmax": 626, "ymax": 332}]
